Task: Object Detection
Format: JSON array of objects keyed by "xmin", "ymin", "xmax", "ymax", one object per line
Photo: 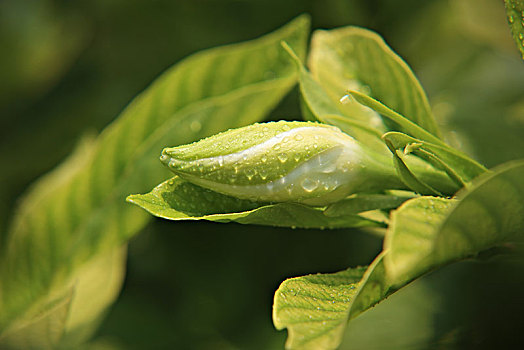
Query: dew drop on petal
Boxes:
[
  {"xmin": 277, "ymin": 153, "xmax": 288, "ymax": 163},
  {"xmin": 259, "ymin": 168, "xmax": 268, "ymax": 180},
  {"xmin": 245, "ymin": 168, "xmax": 256, "ymax": 180},
  {"xmin": 322, "ymin": 162, "xmax": 337, "ymax": 173},
  {"xmin": 301, "ymin": 178, "xmax": 319, "ymax": 192}
]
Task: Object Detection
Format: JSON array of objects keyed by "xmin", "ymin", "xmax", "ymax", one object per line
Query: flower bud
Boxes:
[{"xmin": 160, "ymin": 121, "xmax": 401, "ymax": 205}]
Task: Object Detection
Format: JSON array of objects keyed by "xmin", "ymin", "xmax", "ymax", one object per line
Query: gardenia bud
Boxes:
[{"xmin": 160, "ymin": 121, "xmax": 403, "ymax": 206}]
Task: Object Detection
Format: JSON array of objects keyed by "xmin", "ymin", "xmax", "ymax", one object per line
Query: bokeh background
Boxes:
[{"xmin": 1, "ymin": 0, "xmax": 524, "ymax": 349}]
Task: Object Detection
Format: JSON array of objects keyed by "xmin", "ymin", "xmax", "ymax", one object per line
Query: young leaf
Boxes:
[
  {"xmin": 382, "ymin": 131, "xmax": 487, "ymax": 186},
  {"xmin": 386, "ymin": 144, "xmax": 446, "ymax": 196},
  {"xmin": 348, "ymin": 90, "xmax": 444, "ymax": 145},
  {"xmin": 505, "ymin": 0, "xmax": 524, "ymax": 59},
  {"xmin": 0, "ymin": 15, "xmax": 310, "ymax": 344},
  {"xmin": 127, "ymin": 177, "xmax": 383, "ymax": 229},
  {"xmin": 273, "ymin": 160, "xmax": 524, "ymax": 349},
  {"xmin": 308, "ymin": 27, "xmax": 440, "ymax": 137}
]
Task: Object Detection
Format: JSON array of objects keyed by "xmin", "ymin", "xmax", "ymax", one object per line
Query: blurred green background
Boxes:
[{"xmin": 1, "ymin": 0, "xmax": 524, "ymax": 349}]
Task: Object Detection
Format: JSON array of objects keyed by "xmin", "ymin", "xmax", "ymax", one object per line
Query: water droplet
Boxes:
[
  {"xmin": 285, "ymin": 184, "xmax": 294, "ymax": 194},
  {"xmin": 294, "ymin": 134, "xmax": 304, "ymax": 141},
  {"xmin": 313, "ymin": 143, "xmax": 318, "ymax": 149},
  {"xmin": 283, "ymin": 137, "xmax": 290, "ymax": 143},
  {"xmin": 217, "ymin": 156, "xmax": 224, "ymax": 167},
  {"xmin": 259, "ymin": 168, "xmax": 268, "ymax": 180},
  {"xmin": 293, "ymin": 154, "xmax": 301, "ymax": 162},
  {"xmin": 261, "ymin": 155, "xmax": 267, "ymax": 163},
  {"xmin": 301, "ymin": 178, "xmax": 319, "ymax": 192},
  {"xmin": 190, "ymin": 120, "xmax": 202, "ymax": 132},
  {"xmin": 322, "ymin": 163, "xmax": 336, "ymax": 173},
  {"xmin": 273, "ymin": 143, "xmax": 281, "ymax": 151},
  {"xmin": 168, "ymin": 180, "xmax": 174, "ymax": 186},
  {"xmin": 277, "ymin": 153, "xmax": 288, "ymax": 163},
  {"xmin": 519, "ymin": 33, "xmax": 523, "ymax": 40},
  {"xmin": 340, "ymin": 94, "xmax": 351, "ymax": 104},
  {"xmin": 245, "ymin": 168, "xmax": 256, "ymax": 180},
  {"xmin": 282, "ymin": 124, "xmax": 291, "ymax": 131}
]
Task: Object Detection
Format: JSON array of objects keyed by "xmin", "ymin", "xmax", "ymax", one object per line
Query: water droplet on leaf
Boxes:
[{"xmin": 190, "ymin": 120, "xmax": 202, "ymax": 132}]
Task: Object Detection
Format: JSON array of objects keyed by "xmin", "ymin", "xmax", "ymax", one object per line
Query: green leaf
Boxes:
[
  {"xmin": 323, "ymin": 193, "xmax": 415, "ymax": 217},
  {"xmin": 127, "ymin": 177, "xmax": 383, "ymax": 229},
  {"xmin": 0, "ymin": 246, "xmax": 126, "ymax": 349},
  {"xmin": 382, "ymin": 132, "xmax": 487, "ymax": 185},
  {"xmin": 273, "ymin": 267, "xmax": 367, "ymax": 350},
  {"xmin": 384, "ymin": 160, "xmax": 524, "ymax": 283},
  {"xmin": 308, "ymin": 27, "xmax": 440, "ymax": 137},
  {"xmin": 348, "ymin": 91, "xmax": 484, "ymax": 193},
  {"xmin": 384, "ymin": 139, "xmax": 447, "ymax": 196},
  {"xmin": 280, "ymin": 42, "xmax": 388, "ymax": 155},
  {"xmin": 505, "ymin": 0, "xmax": 524, "ymax": 59},
  {"xmin": 0, "ymin": 15, "xmax": 310, "ymax": 345},
  {"xmin": 352, "ymin": 160, "xmax": 524, "ymax": 325},
  {"xmin": 348, "ymin": 90, "xmax": 444, "ymax": 145},
  {"xmin": 273, "ymin": 160, "xmax": 524, "ymax": 349}
]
